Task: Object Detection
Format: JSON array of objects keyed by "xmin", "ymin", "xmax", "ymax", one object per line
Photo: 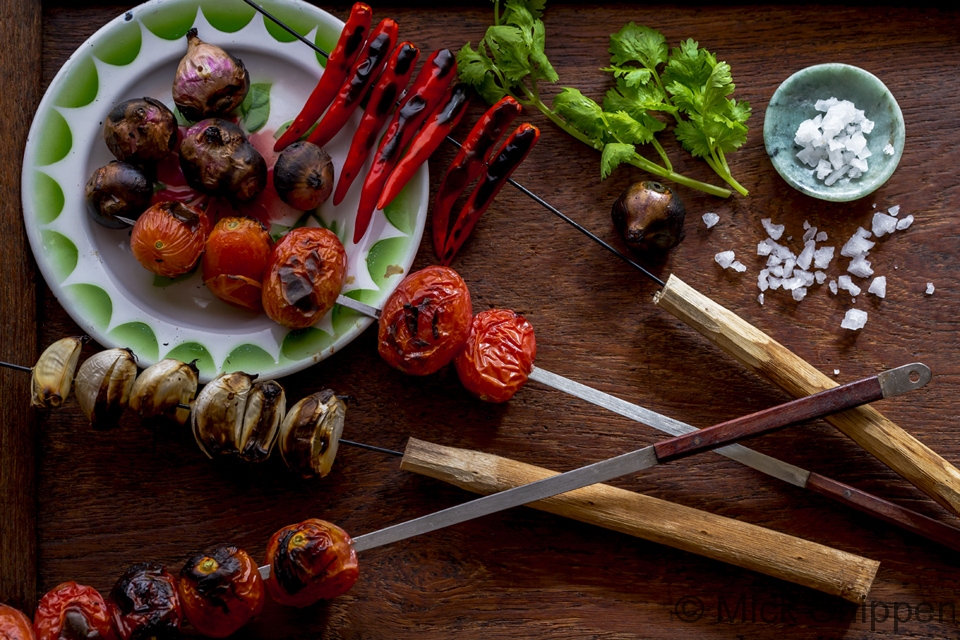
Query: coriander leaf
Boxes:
[
  {"xmin": 503, "ymin": 0, "xmax": 534, "ymax": 29},
  {"xmin": 529, "ymin": 18, "xmax": 559, "ymax": 83},
  {"xmin": 604, "ymin": 111, "xmax": 655, "ymax": 146},
  {"xmin": 673, "ymin": 120, "xmax": 712, "ymax": 158},
  {"xmin": 604, "ymin": 65, "xmax": 653, "ymax": 89},
  {"xmin": 729, "ymin": 98, "xmax": 752, "ymax": 125},
  {"xmin": 477, "ymin": 72, "xmax": 510, "ymax": 104},
  {"xmin": 552, "ymin": 88, "xmax": 606, "ymax": 146},
  {"xmin": 484, "ymin": 25, "xmax": 534, "ymax": 83},
  {"xmin": 600, "ymin": 142, "xmax": 640, "ymax": 179},
  {"xmin": 457, "ymin": 42, "xmax": 496, "ymax": 86},
  {"xmin": 503, "ymin": 0, "xmax": 546, "ymax": 23},
  {"xmin": 604, "ymin": 77, "xmax": 672, "ymax": 119},
  {"xmin": 609, "ymin": 23, "xmax": 667, "ymax": 70}
]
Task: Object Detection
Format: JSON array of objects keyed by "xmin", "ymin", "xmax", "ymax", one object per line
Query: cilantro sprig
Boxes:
[{"xmin": 458, "ymin": 2, "xmax": 750, "ymax": 197}]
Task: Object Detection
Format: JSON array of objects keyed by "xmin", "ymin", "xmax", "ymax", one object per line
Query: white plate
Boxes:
[{"xmin": 22, "ymin": 0, "xmax": 427, "ymax": 382}]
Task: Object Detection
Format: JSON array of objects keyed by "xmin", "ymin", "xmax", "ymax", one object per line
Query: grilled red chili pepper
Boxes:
[
  {"xmin": 440, "ymin": 123, "xmax": 540, "ymax": 266},
  {"xmin": 305, "ymin": 18, "xmax": 398, "ymax": 150},
  {"xmin": 353, "ymin": 48, "xmax": 457, "ymax": 244},
  {"xmin": 274, "ymin": 3, "xmax": 372, "ymax": 151},
  {"xmin": 332, "ymin": 42, "xmax": 420, "ymax": 207},
  {"xmin": 377, "ymin": 83, "xmax": 471, "ymax": 211},
  {"xmin": 431, "ymin": 96, "xmax": 522, "ymax": 259}
]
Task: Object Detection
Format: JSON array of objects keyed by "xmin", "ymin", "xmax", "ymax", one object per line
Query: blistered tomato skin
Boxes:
[
  {"xmin": 130, "ymin": 201, "xmax": 208, "ymax": 278},
  {"xmin": 0, "ymin": 603, "xmax": 35, "ymax": 640},
  {"xmin": 33, "ymin": 582, "xmax": 116, "ymax": 640},
  {"xmin": 264, "ymin": 518, "xmax": 359, "ymax": 608},
  {"xmin": 202, "ymin": 216, "xmax": 273, "ymax": 311},
  {"xmin": 109, "ymin": 563, "xmax": 182, "ymax": 640},
  {"xmin": 455, "ymin": 309, "xmax": 536, "ymax": 403},
  {"xmin": 178, "ymin": 545, "xmax": 265, "ymax": 638},
  {"xmin": 377, "ymin": 266, "xmax": 473, "ymax": 376},
  {"xmin": 261, "ymin": 227, "xmax": 347, "ymax": 329}
]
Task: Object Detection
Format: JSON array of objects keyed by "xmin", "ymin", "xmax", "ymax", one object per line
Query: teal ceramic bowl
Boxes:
[{"xmin": 764, "ymin": 63, "xmax": 904, "ymax": 202}]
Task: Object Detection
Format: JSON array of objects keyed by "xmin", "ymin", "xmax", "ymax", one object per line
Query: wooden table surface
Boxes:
[{"xmin": 3, "ymin": 0, "xmax": 960, "ymax": 638}]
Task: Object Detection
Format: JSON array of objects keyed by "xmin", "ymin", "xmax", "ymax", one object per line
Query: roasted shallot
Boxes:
[{"xmin": 30, "ymin": 336, "xmax": 84, "ymax": 409}]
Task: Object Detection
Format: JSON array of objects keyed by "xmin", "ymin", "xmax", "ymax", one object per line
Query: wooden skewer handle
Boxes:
[
  {"xmin": 805, "ymin": 473, "xmax": 960, "ymax": 553},
  {"xmin": 401, "ymin": 438, "xmax": 879, "ymax": 604},
  {"xmin": 653, "ymin": 274, "xmax": 960, "ymax": 517}
]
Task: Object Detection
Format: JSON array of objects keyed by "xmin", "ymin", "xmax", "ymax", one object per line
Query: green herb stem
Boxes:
[
  {"xmin": 627, "ymin": 155, "xmax": 731, "ymax": 198},
  {"xmin": 704, "ymin": 150, "xmax": 748, "ymax": 196},
  {"xmin": 521, "ymin": 88, "xmax": 600, "ymax": 149}
]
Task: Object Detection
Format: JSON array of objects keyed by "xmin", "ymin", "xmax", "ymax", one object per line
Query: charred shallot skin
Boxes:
[
  {"xmin": 103, "ymin": 97, "xmax": 178, "ymax": 164},
  {"xmin": 129, "ymin": 358, "xmax": 200, "ymax": 426},
  {"xmin": 261, "ymin": 227, "xmax": 347, "ymax": 329},
  {"xmin": 264, "ymin": 519, "xmax": 359, "ymax": 607},
  {"xmin": 130, "ymin": 201, "xmax": 208, "ymax": 278},
  {"xmin": 377, "ymin": 265, "xmax": 473, "ymax": 376},
  {"xmin": 30, "ymin": 336, "xmax": 84, "ymax": 409},
  {"xmin": 109, "ymin": 563, "xmax": 182, "ymax": 640},
  {"xmin": 278, "ymin": 389, "xmax": 345, "ymax": 478},
  {"xmin": 454, "ymin": 309, "xmax": 537, "ymax": 403},
  {"xmin": 611, "ymin": 180, "xmax": 686, "ymax": 254},
  {"xmin": 178, "ymin": 545, "xmax": 265, "ymax": 638},
  {"xmin": 85, "ymin": 161, "xmax": 153, "ymax": 228},
  {"xmin": 0, "ymin": 603, "xmax": 35, "ymax": 640},
  {"xmin": 179, "ymin": 119, "xmax": 266, "ymax": 202},
  {"xmin": 272, "ymin": 142, "xmax": 335, "ymax": 211},
  {"xmin": 74, "ymin": 348, "xmax": 138, "ymax": 429},
  {"xmin": 172, "ymin": 29, "xmax": 250, "ymax": 122},
  {"xmin": 33, "ymin": 582, "xmax": 116, "ymax": 640}
]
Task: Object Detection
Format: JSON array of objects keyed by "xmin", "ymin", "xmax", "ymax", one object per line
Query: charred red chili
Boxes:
[
  {"xmin": 332, "ymin": 41, "xmax": 420, "ymax": 207},
  {"xmin": 431, "ymin": 96, "xmax": 522, "ymax": 259},
  {"xmin": 274, "ymin": 3, "xmax": 372, "ymax": 151},
  {"xmin": 440, "ymin": 123, "xmax": 540, "ymax": 265},
  {"xmin": 305, "ymin": 18, "xmax": 399, "ymax": 149},
  {"xmin": 377, "ymin": 83, "xmax": 471, "ymax": 211},
  {"xmin": 353, "ymin": 48, "xmax": 457, "ymax": 244}
]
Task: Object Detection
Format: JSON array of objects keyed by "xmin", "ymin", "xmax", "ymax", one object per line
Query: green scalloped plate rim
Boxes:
[{"xmin": 21, "ymin": 0, "xmax": 427, "ymax": 383}]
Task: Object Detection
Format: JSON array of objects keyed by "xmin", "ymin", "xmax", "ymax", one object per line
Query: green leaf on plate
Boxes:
[
  {"xmin": 39, "ymin": 231, "xmax": 77, "ymax": 282},
  {"xmin": 109, "ymin": 322, "xmax": 160, "ymax": 362},
  {"xmin": 34, "ymin": 172, "xmax": 65, "ymax": 224},
  {"xmin": 55, "ymin": 56, "xmax": 98, "ymax": 108},
  {"xmin": 93, "ymin": 20, "xmax": 142, "ymax": 66},
  {"xmin": 222, "ymin": 344, "xmax": 277, "ymax": 373},
  {"xmin": 165, "ymin": 342, "xmax": 216, "ymax": 379},
  {"xmin": 281, "ymin": 327, "xmax": 333, "ymax": 362},
  {"xmin": 382, "ymin": 178, "xmax": 420, "ymax": 236},
  {"xmin": 64, "ymin": 283, "xmax": 112, "ymax": 330},
  {"xmin": 240, "ymin": 83, "xmax": 271, "ymax": 132},
  {"xmin": 34, "ymin": 110, "xmax": 72, "ymax": 166}
]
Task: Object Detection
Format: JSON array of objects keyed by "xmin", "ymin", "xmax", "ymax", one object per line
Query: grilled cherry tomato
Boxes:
[
  {"xmin": 0, "ymin": 604, "xmax": 35, "ymax": 640},
  {"xmin": 264, "ymin": 518, "xmax": 358, "ymax": 607},
  {"xmin": 178, "ymin": 545, "xmax": 265, "ymax": 638},
  {"xmin": 109, "ymin": 563, "xmax": 182, "ymax": 640},
  {"xmin": 130, "ymin": 201, "xmax": 208, "ymax": 278},
  {"xmin": 261, "ymin": 227, "xmax": 347, "ymax": 329},
  {"xmin": 202, "ymin": 216, "xmax": 273, "ymax": 311},
  {"xmin": 33, "ymin": 582, "xmax": 116, "ymax": 640},
  {"xmin": 377, "ymin": 265, "xmax": 472, "ymax": 376},
  {"xmin": 454, "ymin": 309, "xmax": 536, "ymax": 403}
]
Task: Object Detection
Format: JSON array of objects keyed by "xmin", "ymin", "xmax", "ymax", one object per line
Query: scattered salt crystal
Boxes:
[
  {"xmin": 884, "ymin": 143, "xmax": 895, "ymax": 155},
  {"xmin": 767, "ymin": 254, "xmax": 783, "ymax": 268},
  {"xmin": 782, "ymin": 276, "xmax": 805, "ymax": 291},
  {"xmin": 872, "ymin": 212, "xmax": 898, "ymax": 237},
  {"xmin": 758, "ymin": 293, "xmax": 765, "ymax": 305},
  {"xmin": 841, "ymin": 308, "xmax": 868, "ymax": 330},
  {"xmin": 702, "ymin": 212, "xmax": 720, "ymax": 228},
  {"xmin": 815, "ymin": 231, "xmax": 828, "ymax": 242},
  {"xmin": 714, "ymin": 251, "xmax": 736, "ymax": 269},
  {"xmin": 837, "ymin": 275, "xmax": 861, "ymax": 296},
  {"xmin": 758, "ymin": 269, "xmax": 770, "ymax": 292},
  {"xmin": 731, "ymin": 261, "xmax": 747, "ymax": 273},
  {"xmin": 888, "ymin": 205, "xmax": 900, "ymax": 216},
  {"xmin": 848, "ymin": 253, "xmax": 874, "ymax": 278},
  {"xmin": 803, "ymin": 221, "xmax": 811, "ymax": 230},
  {"xmin": 815, "ymin": 271, "xmax": 827, "ymax": 284},
  {"xmin": 926, "ymin": 282, "xmax": 935, "ymax": 295},
  {"xmin": 829, "ymin": 280, "xmax": 838, "ymax": 295},
  {"xmin": 813, "ymin": 246, "xmax": 835, "ymax": 270},
  {"xmin": 868, "ymin": 276, "xmax": 887, "ymax": 298},
  {"xmin": 761, "ymin": 218, "xmax": 785, "ymax": 240},
  {"xmin": 757, "ymin": 239, "xmax": 775, "ymax": 257},
  {"xmin": 792, "ymin": 287, "xmax": 808, "ymax": 301},
  {"xmin": 802, "ymin": 226, "xmax": 818, "ymax": 242},
  {"xmin": 896, "ymin": 214, "xmax": 914, "ymax": 230},
  {"xmin": 833, "ymin": 369, "xmax": 840, "ymax": 375},
  {"xmin": 768, "ymin": 277, "xmax": 783, "ymax": 290},
  {"xmin": 841, "ymin": 227, "xmax": 875, "ymax": 258},
  {"xmin": 797, "ymin": 241, "xmax": 816, "ymax": 271},
  {"xmin": 770, "ymin": 264, "xmax": 785, "ymax": 277}
]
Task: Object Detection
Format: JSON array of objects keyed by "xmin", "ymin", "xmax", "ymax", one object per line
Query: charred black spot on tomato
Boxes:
[
  {"xmin": 182, "ymin": 546, "xmax": 244, "ymax": 612},
  {"xmin": 110, "ymin": 562, "xmax": 181, "ymax": 640}
]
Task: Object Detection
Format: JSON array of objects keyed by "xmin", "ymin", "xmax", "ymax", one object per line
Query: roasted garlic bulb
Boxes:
[
  {"xmin": 192, "ymin": 372, "xmax": 285, "ymax": 461},
  {"xmin": 74, "ymin": 348, "xmax": 138, "ymax": 429},
  {"xmin": 31, "ymin": 336, "xmax": 84, "ymax": 408},
  {"xmin": 129, "ymin": 359, "xmax": 200, "ymax": 425},
  {"xmin": 278, "ymin": 389, "xmax": 345, "ymax": 479}
]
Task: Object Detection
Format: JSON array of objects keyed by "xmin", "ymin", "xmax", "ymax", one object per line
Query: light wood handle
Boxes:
[
  {"xmin": 653, "ymin": 274, "xmax": 960, "ymax": 517},
  {"xmin": 401, "ymin": 437, "xmax": 879, "ymax": 604}
]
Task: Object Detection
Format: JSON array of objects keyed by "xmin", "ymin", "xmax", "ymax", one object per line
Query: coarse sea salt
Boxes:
[
  {"xmin": 872, "ymin": 212, "xmax": 898, "ymax": 237},
  {"xmin": 703, "ymin": 212, "xmax": 720, "ymax": 228},
  {"xmin": 761, "ymin": 218, "xmax": 785, "ymax": 240},
  {"xmin": 926, "ymin": 282, "xmax": 935, "ymax": 295},
  {"xmin": 841, "ymin": 227, "xmax": 875, "ymax": 258},
  {"xmin": 794, "ymin": 98, "xmax": 875, "ymax": 185},
  {"xmin": 715, "ymin": 251, "xmax": 736, "ymax": 269},
  {"xmin": 896, "ymin": 215, "xmax": 914, "ymax": 230},
  {"xmin": 868, "ymin": 276, "xmax": 887, "ymax": 298},
  {"xmin": 841, "ymin": 308, "xmax": 868, "ymax": 330}
]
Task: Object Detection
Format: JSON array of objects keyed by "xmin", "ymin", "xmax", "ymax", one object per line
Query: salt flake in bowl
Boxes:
[{"xmin": 764, "ymin": 64, "xmax": 904, "ymax": 202}]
